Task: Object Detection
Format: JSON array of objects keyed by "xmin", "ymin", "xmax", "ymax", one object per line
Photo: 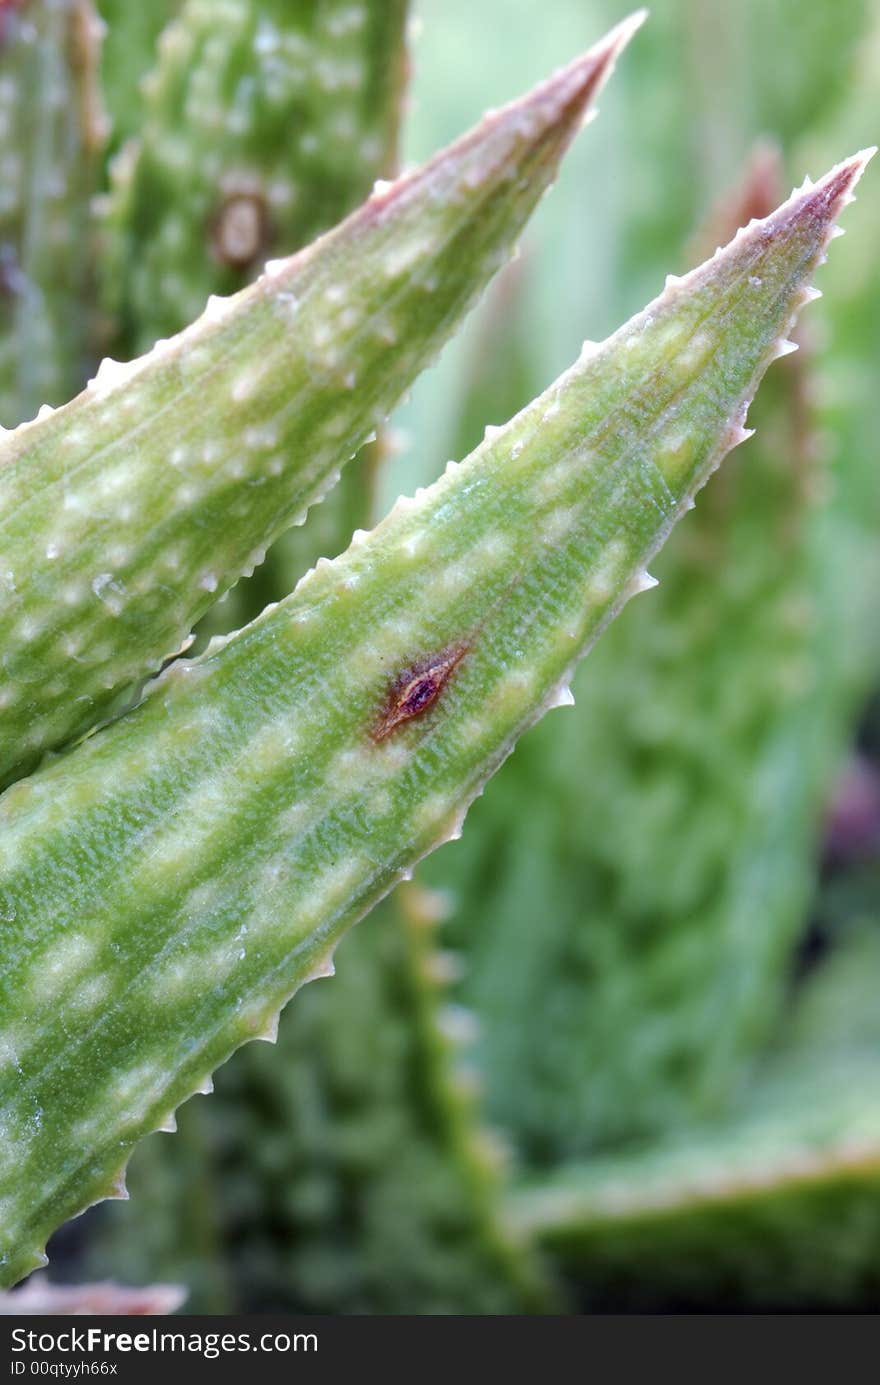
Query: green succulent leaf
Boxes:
[
  {"xmin": 104, "ymin": 0, "xmax": 410, "ymax": 354},
  {"xmin": 0, "ymin": 19, "xmax": 634, "ymax": 792},
  {"xmin": 509, "ymin": 1054, "xmax": 880, "ymax": 1310},
  {"xmin": 426, "ymin": 146, "xmax": 854, "ymax": 1162},
  {"xmin": 0, "ymin": 147, "xmax": 866, "ymax": 1285},
  {"xmin": 92, "ymin": 0, "xmax": 541, "ymax": 1314},
  {"xmin": 86, "ymin": 891, "xmax": 549, "ymax": 1314}
]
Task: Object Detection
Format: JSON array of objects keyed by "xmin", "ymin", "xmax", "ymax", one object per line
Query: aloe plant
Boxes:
[
  {"xmin": 104, "ymin": 0, "xmax": 410, "ymax": 354},
  {"xmin": 0, "ymin": 0, "xmax": 876, "ymax": 1315},
  {"xmin": 428, "ymin": 149, "xmax": 853, "ymax": 1162},
  {"xmin": 0, "ymin": 8, "xmax": 648, "ymax": 1285},
  {"xmin": 0, "ymin": 128, "xmax": 868, "ymax": 1286},
  {"xmin": 87, "ymin": 894, "xmax": 547, "ymax": 1313},
  {"xmin": 0, "ymin": 22, "xmax": 631, "ymax": 791}
]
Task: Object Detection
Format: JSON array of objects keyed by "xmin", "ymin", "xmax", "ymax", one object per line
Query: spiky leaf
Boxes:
[
  {"xmin": 427, "ymin": 148, "xmax": 852, "ymax": 1161},
  {"xmin": 104, "ymin": 0, "xmax": 410, "ymax": 354},
  {"xmin": 84, "ymin": 894, "xmax": 548, "ymax": 1313},
  {"xmin": 0, "ymin": 21, "xmax": 634, "ymax": 789},
  {"xmin": 0, "ymin": 151, "xmax": 866, "ymax": 1285}
]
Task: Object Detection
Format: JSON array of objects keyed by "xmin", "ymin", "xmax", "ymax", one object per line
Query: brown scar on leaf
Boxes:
[
  {"xmin": 209, "ymin": 191, "xmax": 273, "ymax": 270},
  {"xmin": 371, "ymin": 643, "xmax": 470, "ymax": 744}
]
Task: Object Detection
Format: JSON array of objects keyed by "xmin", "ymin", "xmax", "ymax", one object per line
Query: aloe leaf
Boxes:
[
  {"xmin": 0, "ymin": 0, "xmax": 105, "ymax": 428},
  {"xmin": 85, "ymin": 892, "xmax": 549, "ymax": 1313},
  {"xmin": 509, "ymin": 1058, "xmax": 880, "ymax": 1310},
  {"xmin": 425, "ymin": 146, "xmax": 858, "ymax": 1162},
  {"xmin": 0, "ymin": 18, "xmax": 635, "ymax": 792},
  {"xmin": 123, "ymin": 0, "xmax": 412, "ymax": 640},
  {"xmin": 0, "ymin": 151, "xmax": 866, "ymax": 1285},
  {"xmin": 104, "ymin": 0, "xmax": 410, "ymax": 355},
  {"xmin": 508, "ymin": 924, "xmax": 880, "ymax": 1310},
  {"xmin": 88, "ymin": 2, "xmax": 541, "ymax": 1312}
]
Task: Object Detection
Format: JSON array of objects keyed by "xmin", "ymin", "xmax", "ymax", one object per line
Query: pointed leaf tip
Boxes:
[
  {"xmin": 368, "ymin": 13, "xmax": 643, "ymax": 221},
  {"xmin": 0, "ymin": 22, "xmax": 635, "ymax": 794},
  {"xmin": 666, "ymin": 146, "xmax": 869, "ymax": 331},
  {"xmin": 796, "ymin": 147, "xmax": 875, "ymax": 222},
  {"xmin": 536, "ymin": 10, "xmax": 646, "ymax": 129},
  {"xmin": 602, "ymin": 8, "xmax": 650, "ymax": 59}
]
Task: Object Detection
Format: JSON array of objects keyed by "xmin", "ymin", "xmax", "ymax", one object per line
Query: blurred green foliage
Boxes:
[
  {"xmin": 511, "ymin": 924, "xmax": 880, "ymax": 1310},
  {"xmin": 7, "ymin": 0, "xmax": 878, "ymax": 1312},
  {"xmin": 413, "ymin": 0, "xmax": 880, "ymax": 1161}
]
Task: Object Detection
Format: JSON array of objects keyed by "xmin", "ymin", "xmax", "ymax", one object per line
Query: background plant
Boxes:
[{"xmin": 1, "ymin": 0, "xmax": 878, "ymax": 1314}]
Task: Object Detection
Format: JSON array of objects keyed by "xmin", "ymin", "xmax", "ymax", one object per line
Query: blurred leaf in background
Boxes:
[
  {"xmin": 400, "ymin": 0, "xmax": 880, "ymax": 1304},
  {"xmin": 414, "ymin": 0, "xmax": 880, "ymax": 1159},
  {"xmin": 510, "ymin": 921, "xmax": 880, "ymax": 1310}
]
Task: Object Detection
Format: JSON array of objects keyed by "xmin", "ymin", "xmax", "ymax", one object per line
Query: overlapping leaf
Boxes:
[
  {"xmin": 0, "ymin": 149, "xmax": 866, "ymax": 1286},
  {"xmin": 0, "ymin": 21, "xmax": 635, "ymax": 789}
]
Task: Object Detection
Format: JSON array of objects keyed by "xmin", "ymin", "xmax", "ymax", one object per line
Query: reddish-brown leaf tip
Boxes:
[
  {"xmin": 801, "ymin": 147, "xmax": 876, "ymax": 223},
  {"xmin": 365, "ymin": 12, "xmax": 646, "ymax": 220},
  {"xmin": 740, "ymin": 147, "xmax": 876, "ymax": 265},
  {"xmin": 531, "ymin": 10, "xmax": 648, "ymax": 131},
  {"xmin": 672, "ymin": 146, "xmax": 876, "ymax": 299}
]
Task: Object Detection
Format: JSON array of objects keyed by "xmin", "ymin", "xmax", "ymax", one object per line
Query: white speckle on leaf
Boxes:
[
  {"xmin": 231, "ymin": 369, "xmax": 261, "ymax": 402},
  {"xmin": 91, "ymin": 573, "xmax": 126, "ymax": 615},
  {"xmin": 16, "ymin": 615, "xmax": 41, "ymax": 642}
]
